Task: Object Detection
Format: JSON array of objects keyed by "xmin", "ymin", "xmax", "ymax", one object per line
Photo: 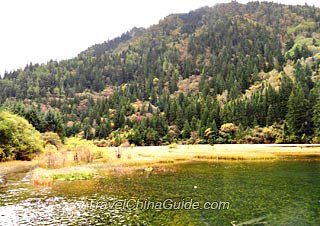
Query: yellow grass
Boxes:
[
  {"xmin": 30, "ymin": 144, "xmax": 320, "ymax": 185},
  {"xmin": 32, "ymin": 166, "xmax": 96, "ymax": 186},
  {"xmin": 102, "ymin": 144, "xmax": 320, "ymax": 165},
  {"xmin": 0, "ymin": 160, "xmax": 38, "ymax": 174}
]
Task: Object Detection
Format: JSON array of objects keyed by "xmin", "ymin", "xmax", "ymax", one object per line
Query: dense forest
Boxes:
[{"xmin": 1, "ymin": 1, "xmax": 320, "ymax": 152}]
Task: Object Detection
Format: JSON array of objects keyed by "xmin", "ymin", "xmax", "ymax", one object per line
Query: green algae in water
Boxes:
[
  {"xmin": 92, "ymin": 161, "xmax": 320, "ymax": 225},
  {"xmin": 52, "ymin": 172, "xmax": 94, "ymax": 181},
  {"xmin": 1, "ymin": 161, "xmax": 320, "ymax": 225}
]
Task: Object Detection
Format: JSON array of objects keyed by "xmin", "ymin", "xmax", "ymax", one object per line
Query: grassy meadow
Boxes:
[
  {"xmin": 2, "ymin": 136, "xmax": 320, "ymax": 186},
  {"xmin": 28, "ymin": 137, "xmax": 320, "ymax": 185}
]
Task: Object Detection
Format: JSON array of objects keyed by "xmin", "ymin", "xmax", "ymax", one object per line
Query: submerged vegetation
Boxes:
[{"xmin": 1, "ymin": 159, "xmax": 320, "ymax": 225}]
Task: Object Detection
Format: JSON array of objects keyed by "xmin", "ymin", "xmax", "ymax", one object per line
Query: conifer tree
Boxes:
[
  {"xmin": 45, "ymin": 109, "xmax": 65, "ymax": 138},
  {"xmin": 182, "ymin": 121, "xmax": 191, "ymax": 139},
  {"xmin": 312, "ymin": 85, "xmax": 320, "ymax": 136},
  {"xmin": 285, "ymin": 83, "xmax": 312, "ymax": 142},
  {"xmin": 266, "ymin": 104, "xmax": 277, "ymax": 126},
  {"xmin": 279, "ymin": 75, "xmax": 293, "ymax": 119}
]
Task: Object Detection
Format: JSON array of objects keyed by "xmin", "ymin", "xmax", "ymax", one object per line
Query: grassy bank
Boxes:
[
  {"xmin": 29, "ymin": 143, "xmax": 320, "ymax": 185},
  {"xmin": 0, "ymin": 160, "xmax": 38, "ymax": 174},
  {"xmin": 32, "ymin": 166, "xmax": 96, "ymax": 186},
  {"xmin": 104, "ymin": 144, "xmax": 320, "ymax": 164}
]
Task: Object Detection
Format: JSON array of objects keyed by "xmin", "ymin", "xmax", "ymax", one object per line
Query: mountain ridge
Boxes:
[{"xmin": 1, "ymin": 1, "xmax": 320, "ymax": 145}]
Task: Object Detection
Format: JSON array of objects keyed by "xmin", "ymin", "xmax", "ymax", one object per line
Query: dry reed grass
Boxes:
[
  {"xmin": 32, "ymin": 166, "xmax": 96, "ymax": 186},
  {"xmin": 30, "ymin": 143, "xmax": 320, "ymax": 186}
]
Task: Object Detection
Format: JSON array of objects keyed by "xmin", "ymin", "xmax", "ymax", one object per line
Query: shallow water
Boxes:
[{"xmin": 0, "ymin": 161, "xmax": 320, "ymax": 225}]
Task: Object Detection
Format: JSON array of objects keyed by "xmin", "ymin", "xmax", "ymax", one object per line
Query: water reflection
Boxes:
[{"xmin": 0, "ymin": 195, "xmax": 145, "ymax": 225}]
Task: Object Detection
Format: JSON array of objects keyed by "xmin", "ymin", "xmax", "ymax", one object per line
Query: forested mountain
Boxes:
[{"xmin": 1, "ymin": 1, "xmax": 320, "ymax": 145}]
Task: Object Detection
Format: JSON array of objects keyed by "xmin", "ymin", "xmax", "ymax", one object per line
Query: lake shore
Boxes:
[
  {"xmin": 2, "ymin": 144, "xmax": 320, "ymax": 184},
  {"xmin": 2, "ymin": 143, "xmax": 320, "ymax": 170},
  {"xmin": 0, "ymin": 160, "xmax": 38, "ymax": 174},
  {"xmin": 104, "ymin": 144, "xmax": 320, "ymax": 165}
]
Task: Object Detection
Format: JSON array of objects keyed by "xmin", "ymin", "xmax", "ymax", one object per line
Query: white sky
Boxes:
[{"xmin": 0, "ymin": 0, "xmax": 319, "ymax": 75}]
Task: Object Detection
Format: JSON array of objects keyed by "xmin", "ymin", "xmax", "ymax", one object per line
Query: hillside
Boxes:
[{"xmin": 1, "ymin": 1, "xmax": 320, "ymax": 145}]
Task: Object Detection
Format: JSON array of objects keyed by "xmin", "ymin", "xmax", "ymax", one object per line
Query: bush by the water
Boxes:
[
  {"xmin": 0, "ymin": 111, "xmax": 43, "ymax": 160},
  {"xmin": 76, "ymin": 146, "xmax": 94, "ymax": 163},
  {"xmin": 42, "ymin": 132, "xmax": 63, "ymax": 149}
]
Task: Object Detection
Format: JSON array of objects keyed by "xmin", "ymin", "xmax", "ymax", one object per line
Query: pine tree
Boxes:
[
  {"xmin": 44, "ymin": 109, "xmax": 65, "ymax": 138},
  {"xmin": 175, "ymin": 107, "xmax": 185, "ymax": 131},
  {"xmin": 191, "ymin": 116, "xmax": 198, "ymax": 131},
  {"xmin": 285, "ymin": 83, "xmax": 312, "ymax": 142},
  {"xmin": 83, "ymin": 118, "xmax": 94, "ymax": 140},
  {"xmin": 114, "ymin": 108, "xmax": 126, "ymax": 129},
  {"xmin": 312, "ymin": 86, "xmax": 320, "ymax": 136},
  {"xmin": 266, "ymin": 104, "xmax": 277, "ymax": 126},
  {"xmin": 25, "ymin": 106, "xmax": 45, "ymax": 132},
  {"xmin": 279, "ymin": 75, "xmax": 293, "ymax": 119},
  {"xmin": 182, "ymin": 121, "xmax": 191, "ymax": 139}
]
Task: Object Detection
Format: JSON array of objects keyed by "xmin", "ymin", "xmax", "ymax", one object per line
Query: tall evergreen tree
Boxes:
[
  {"xmin": 285, "ymin": 83, "xmax": 312, "ymax": 142},
  {"xmin": 312, "ymin": 85, "xmax": 320, "ymax": 136},
  {"xmin": 44, "ymin": 109, "xmax": 65, "ymax": 138},
  {"xmin": 25, "ymin": 106, "xmax": 45, "ymax": 132},
  {"xmin": 182, "ymin": 121, "xmax": 191, "ymax": 139},
  {"xmin": 266, "ymin": 104, "xmax": 277, "ymax": 126},
  {"xmin": 279, "ymin": 75, "xmax": 293, "ymax": 119}
]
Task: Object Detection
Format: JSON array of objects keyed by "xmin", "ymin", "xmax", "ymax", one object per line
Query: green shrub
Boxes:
[
  {"xmin": 93, "ymin": 149, "xmax": 105, "ymax": 159},
  {"xmin": 42, "ymin": 132, "xmax": 63, "ymax": 149},
  {"xmin": 168, "ymin": 143, "xmax": 178, "ymax": 149},
  {"xmin": 312, "ymin": 136, "xmax": 320, "ymax": 144},
  {"xmin": 215, "ymin": 137, "xmax": 226, "ymax": 144},
  {"xmin": 0, "ymin": 111, "xmax": 43, "ymax": 161},
  {"xmin": 239, "ymin": 124, "xmax": 283, "ymax": 144}
]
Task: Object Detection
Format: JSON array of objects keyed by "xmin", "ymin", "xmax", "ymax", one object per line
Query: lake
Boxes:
[{"xmin": 0, "ymin": 160, "xmax": 320, "ymax": 225}]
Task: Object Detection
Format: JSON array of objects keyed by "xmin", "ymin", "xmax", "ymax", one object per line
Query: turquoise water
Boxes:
[{"xmin": 0, "ymin": 161, "xmax": 320, "ymax": 225}]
